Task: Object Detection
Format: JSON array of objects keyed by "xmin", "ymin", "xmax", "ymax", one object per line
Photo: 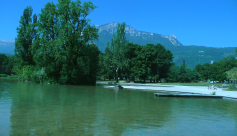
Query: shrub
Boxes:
[{"xmin": 0, "ymin": 74, "xmax": 8, "ymax": 77}]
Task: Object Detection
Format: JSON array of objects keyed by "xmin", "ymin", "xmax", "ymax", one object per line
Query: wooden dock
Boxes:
[{"xmin": 154, "ymin": 93, "xmax": 223, "ymax": 98}]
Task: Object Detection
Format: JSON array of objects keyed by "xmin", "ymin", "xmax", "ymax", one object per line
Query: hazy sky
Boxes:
[{"xmin": 0, "ymin": 0, "xmax": 237, "ymax": 47}]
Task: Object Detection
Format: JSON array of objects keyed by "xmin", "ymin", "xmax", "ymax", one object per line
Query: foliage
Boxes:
[
  {"xmin": 195, "ymin": 56, "xmax": 237, "ymax": 82},
  {"xmin": 15, "ymin": 6, "xmax": 36, "ymax": 66},
  {"xmin": 227, "ymin": 85, "xmax": 237, "ymax": 91},
  {"xmin": 14, "ymin": 0, "xmax": 100, "ymax": 85},
  {"xmin": 225, "ymin": 67, "xmax": 237, "ymax": 80},
  {"xmin": 211, "ymin": 91, "xmax": 216, "ymax": 95},
  {"xmin": 0, "ymin": 74, "xmax": 7, "ymax": 77},
  {"xmin": 131, "ymin": 43, "xmax": 173, "ymax": 82},
  {"xmin": 166, "ymin": 61, "xmax": 201, "ymax": 83},
  {"xmin": 166, "ymin": 65, "xmax": 179, "ymax": 82},
  {"xmin": 104, "ymin": 22, "xmax": 129, "ymax": 82},
  {"xmin": 0, "ymin": 54, "xmax": 17, "ymax": 75},
  {"xmin": 0, "ymin": 54, "xmax": 8, "ymax": 74},
  {"xmin": 103, "ymin": 41, "xmax": 173, "ymax": 82}
]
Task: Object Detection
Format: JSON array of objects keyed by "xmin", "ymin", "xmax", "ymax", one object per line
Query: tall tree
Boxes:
[
  {"xmin": 56, "ymin": 0, "xmax": 99, "ymax": 84},
  {"xmin": 105, "ymin": 22, "xmax": 129, "ymax": 82},
  {"xmin": 15, "ymin": 6, "xmax": 36, "ymax": 66},
  {"xmin": 166, "ymin": 65, "xmax": 179, "ymax": 83},
  {"xmin": 0, "ymin": 54, "xmax": 8, "ymax": 74},
  {"xmin": 154, "ymin": 44, "xmax": 173, "ymax": 82},
  {"xmin": 14, "ymin": 0, "xmax": 100, "ymax": 85},
  {"xmin": 33, "ymin": 2, "xmax": 61, "ymax": 81},
  {"xmin": 123, "ymin": 43, "xmax": 140, "ymax": 81}
]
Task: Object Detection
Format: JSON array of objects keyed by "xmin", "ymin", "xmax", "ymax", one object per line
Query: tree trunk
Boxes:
[{"xmin": 116, "ymin": 67, "xmax": 119, "ymax": 83}]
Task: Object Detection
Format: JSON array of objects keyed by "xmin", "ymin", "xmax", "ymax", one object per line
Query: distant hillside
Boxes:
[{"xmin": 0, "ymin": 22, "xmax": 236, "ymax": 68}]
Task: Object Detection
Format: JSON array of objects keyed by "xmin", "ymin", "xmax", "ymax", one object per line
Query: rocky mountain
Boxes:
[{"xmin": 94, "ymin": 22, "xmax": 182, "ymax": 51}]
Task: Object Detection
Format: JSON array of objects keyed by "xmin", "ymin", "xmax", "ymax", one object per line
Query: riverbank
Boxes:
[{"xmin": 102, "ymin": 83, "xmax": 237, "ymax": 99}]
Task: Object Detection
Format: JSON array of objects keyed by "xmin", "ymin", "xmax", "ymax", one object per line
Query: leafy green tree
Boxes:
[
  {"xmin": 154, "ymin": 44, "xmax": 173, "ymax": 81},
  {"xmin": 166, "ymin": 65, "xmax": 179, "ymax": 83},
  {"xmin": 103, "ymin": 42, "xmax": 115, "ymax": 80},
  {"xmin": 195, "ymin": 56, "xmax": 237, "ymax": 82},
  {"xmin": 122, "ymin": 43, "xmax": 173, "ymax": 83},
  {"xmin": 0, "ymin": 54, "xmax": 8, "ymax": 74},
  {"xmin": 33, "ymin": 2, "xmax": 61, "ymax": 81},
  {"xmin": 15, "ymin": 6, "xmax": 37, "ymax": 66},
  {"xmin": 225, "ymin": 67, "xmax": 237, "ymax": 80},
  {"xmin": 15, "ymin": 0, "xmax": 100, "ymax": 85},
  {"xmin": 133, "ymin": 45, "xmax": 149, "ymax": 82},
  {"xmin": 105, "ymin": 22, "xmax": 129, "ymax": 82},
  {"xmin": 123, "ymin": 43, "xmax": 140, "ymax": 81},
  {"xmin": 56, "ymin": 0, "xmax": 99, "ymax": 84},
  {"xmin": 176, "ymin": 60, "xmax": 201, "ymax": 83},
  {"xmin": 98, "ymin": 53, "xmax": 105, "ymax": 80}
]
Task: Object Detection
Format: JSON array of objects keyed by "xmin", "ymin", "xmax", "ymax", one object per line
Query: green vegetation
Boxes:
[
  {"xmin": 166, "ymin": 60, "xmax": 201, "ymax": 83},
  {"xmin": 104, "ymin": 22, "xmax": 129, "ymax": 83},
  {"xmin": 0, "ymin": 74, "xmax": 7, "ymax": 77},
  {"xmin": 0, "ymin": 54, "xmax": 15, "ymax": 75},
  {"xmin": 225, "ymin": 67, "xmax": 237, "ymax": 80},
  {"xmin": 195, "ymin": 56, "xmax": 237, "ymax": 82},
  {"xmin": 227, "ymin": 85, "xmax": 237, "ymax": 91},
  {"xmin": 13, "ymin": 0, "xmax": 99, "ymax": 85}
]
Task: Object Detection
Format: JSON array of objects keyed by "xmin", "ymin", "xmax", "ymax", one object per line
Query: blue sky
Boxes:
[{"xmin": 0, "ymin": 0, "xmax": 237, "ymax": 47}]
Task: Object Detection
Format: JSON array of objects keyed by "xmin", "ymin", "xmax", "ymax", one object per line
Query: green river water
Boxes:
[{"xmin": 0, "ymin": 79, "xmax": 237, "ymax": 135}]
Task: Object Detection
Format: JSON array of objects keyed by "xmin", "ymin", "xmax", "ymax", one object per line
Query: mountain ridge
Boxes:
[{"xmin": 95, "ymin": 22, "xmax": 182, "ymax": 47}]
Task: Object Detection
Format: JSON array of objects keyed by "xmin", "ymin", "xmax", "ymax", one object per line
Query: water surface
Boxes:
[{"xmin": 0, "ymin": 79, "xmax": 237, "ymax": 135}]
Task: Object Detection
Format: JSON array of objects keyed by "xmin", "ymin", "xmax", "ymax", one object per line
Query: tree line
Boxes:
[
  {"xmin": 195, "ymin": 56, "xmax": 237, "ymax": 82},
  {"xmin": 1, "ymin": 0, "xmax": 237, "ymax": 84}
]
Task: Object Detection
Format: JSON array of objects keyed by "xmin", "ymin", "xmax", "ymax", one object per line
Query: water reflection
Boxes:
[
  {"xmin": 10, "ymin": 82, "xmax": 97, "ymax": 135},
  {"xmin": 0, "ymin": 79, "xmax": 237, "ymax": 135},
  {"xmin": 113, "ymin": 88, "xmax": 119, "ymax": 101}
]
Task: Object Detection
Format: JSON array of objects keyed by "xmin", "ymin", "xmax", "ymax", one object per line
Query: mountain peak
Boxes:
[{"xmin": 96, "ymin": 22, "xmax": 182, "ymax": 46}]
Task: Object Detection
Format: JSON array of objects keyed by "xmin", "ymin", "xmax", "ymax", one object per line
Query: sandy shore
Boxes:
[{"xmin": 103, "ymin": 83, "xmax": 237, "ymax": 99}]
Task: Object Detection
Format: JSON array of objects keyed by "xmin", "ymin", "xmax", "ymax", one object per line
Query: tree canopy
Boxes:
[
  {"xmin": 195, "ymin": 56, "xmax": 237, "ymax": 82},
  {"xmin": 104, "ymin": 22, "xmax": 129, "ymax": 82},
  {"xmin": 226, "ymin": 67, "xmax": 237, "ymax": 80},
  {"xmin": 14, "ymin": 0, "xmax": 100, "ymax": 85}
]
